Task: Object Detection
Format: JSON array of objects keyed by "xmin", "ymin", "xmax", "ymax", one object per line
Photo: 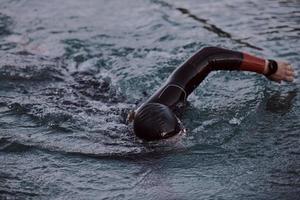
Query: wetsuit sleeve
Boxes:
[
  {"xmin": 240, "ymin": 52, "xmax": 266, "ymax": 74},
  {"xmin": 167, "ymin": 46, "xmax": 266, "ymax": 95},
  {"xmin": 143, "ymin": 46, "xmax": 267, "ymax": 109}
]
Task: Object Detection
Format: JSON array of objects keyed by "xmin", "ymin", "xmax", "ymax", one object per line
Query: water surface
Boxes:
[{"xmin": 0, "ymin": 0, "xmax": 299, "ymax": 199}]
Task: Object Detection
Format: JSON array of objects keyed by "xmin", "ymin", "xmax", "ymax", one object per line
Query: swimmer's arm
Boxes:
[
  {"xmin": 196, "ymin": 47, "xmax": 295, "ymax": 83},
  {"xmin": 170, "ymin": 47, "xmax": 295, "ymax": 95}
]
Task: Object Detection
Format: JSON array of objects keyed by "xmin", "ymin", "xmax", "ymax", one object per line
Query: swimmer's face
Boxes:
[{"xmin": 132, "ymin": 103, "xmax": 184, "ymax": 141}]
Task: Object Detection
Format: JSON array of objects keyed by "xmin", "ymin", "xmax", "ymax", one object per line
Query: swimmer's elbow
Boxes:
[
  {"xmin": 198, "ymin": 46, "xmax": 243, "ymax": 70},
  {"xmin": 195, "ymin": 46, "xmax": 224, "ymax": 67},
  {"xmin": 198, "ymin": 46, "xmax": 227, "ymax": 63},
  {"xmin": 200, "ymin": 46, "xmax": 221, "ymax": 53}
]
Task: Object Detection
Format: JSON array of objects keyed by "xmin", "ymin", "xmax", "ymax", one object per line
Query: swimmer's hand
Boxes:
[{"xmin": 264, "ymin": 60, "xmax": 296, "ymax": 83}]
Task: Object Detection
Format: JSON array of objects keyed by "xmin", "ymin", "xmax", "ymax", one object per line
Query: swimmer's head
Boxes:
[{"xmin": 132, "ymin": 103, "xmax": 184, "ymax": 141}]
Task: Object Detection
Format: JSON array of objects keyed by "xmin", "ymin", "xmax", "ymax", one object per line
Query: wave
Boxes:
[{"xmin": 0, "ymin": 52, "xmax": 65, "ymax": 81}]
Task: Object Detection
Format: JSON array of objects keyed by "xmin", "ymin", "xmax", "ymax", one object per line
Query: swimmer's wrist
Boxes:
[{"xmin": 264, "ymin": 59, "xmax": 278, "ymax": 77}]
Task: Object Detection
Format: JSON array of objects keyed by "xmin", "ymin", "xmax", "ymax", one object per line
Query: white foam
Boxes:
[{"xmin": 229, "ymin": 117, "xmax": 241, "ymax": 125}]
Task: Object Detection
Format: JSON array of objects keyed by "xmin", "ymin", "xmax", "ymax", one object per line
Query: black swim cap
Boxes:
[{"xmin": 133, "ymin": 103, "xmax": 182, "ymax": 141}]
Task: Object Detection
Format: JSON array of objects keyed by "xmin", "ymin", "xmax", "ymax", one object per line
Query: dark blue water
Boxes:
[{"xmin": 0, "ymin": 0, "xmax": 299, "ymax": 199}]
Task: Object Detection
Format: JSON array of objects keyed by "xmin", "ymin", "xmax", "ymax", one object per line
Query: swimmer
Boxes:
[{"xmin": 128, "ymin": 47, "xmax": 296, "ymax": 141}]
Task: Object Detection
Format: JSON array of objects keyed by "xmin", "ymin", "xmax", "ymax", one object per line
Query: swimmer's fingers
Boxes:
[
  {"xmin": 285, "ymin": 69, "xmax": 295, "ymax": 82},
  {"xmin": 285, "ymin": 69, "xmax": 295, "ymax": 76},
  {"xmin": 285, "ymin": 75, "xmax": 294, "ymax": 82},
  {"xmin": 285, "ymin": 63, "xmax": 296, "ymax": 82}
]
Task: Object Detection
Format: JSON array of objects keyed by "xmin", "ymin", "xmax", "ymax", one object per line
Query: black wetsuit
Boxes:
[
  {"xmin": 133, "ymin": 46, "xmax": 267, "ymax": 141},
  {"xmin": 141, "ymin": 46, "xmax": 266, "ymax": 112}
]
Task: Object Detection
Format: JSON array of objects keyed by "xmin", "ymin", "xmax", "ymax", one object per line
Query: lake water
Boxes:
[{"xmin": 0, "ymin": 0, "xmax": 299, "ymax": 199}]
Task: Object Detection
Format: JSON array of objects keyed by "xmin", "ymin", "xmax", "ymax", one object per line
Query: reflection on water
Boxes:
[
  {"xmin": 266, "ymin": 89, "xmax": 297, "ymax": 114},
  {"xmin": 0, "ymin": 0, "xmax": 299, "ymax": 199}
]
